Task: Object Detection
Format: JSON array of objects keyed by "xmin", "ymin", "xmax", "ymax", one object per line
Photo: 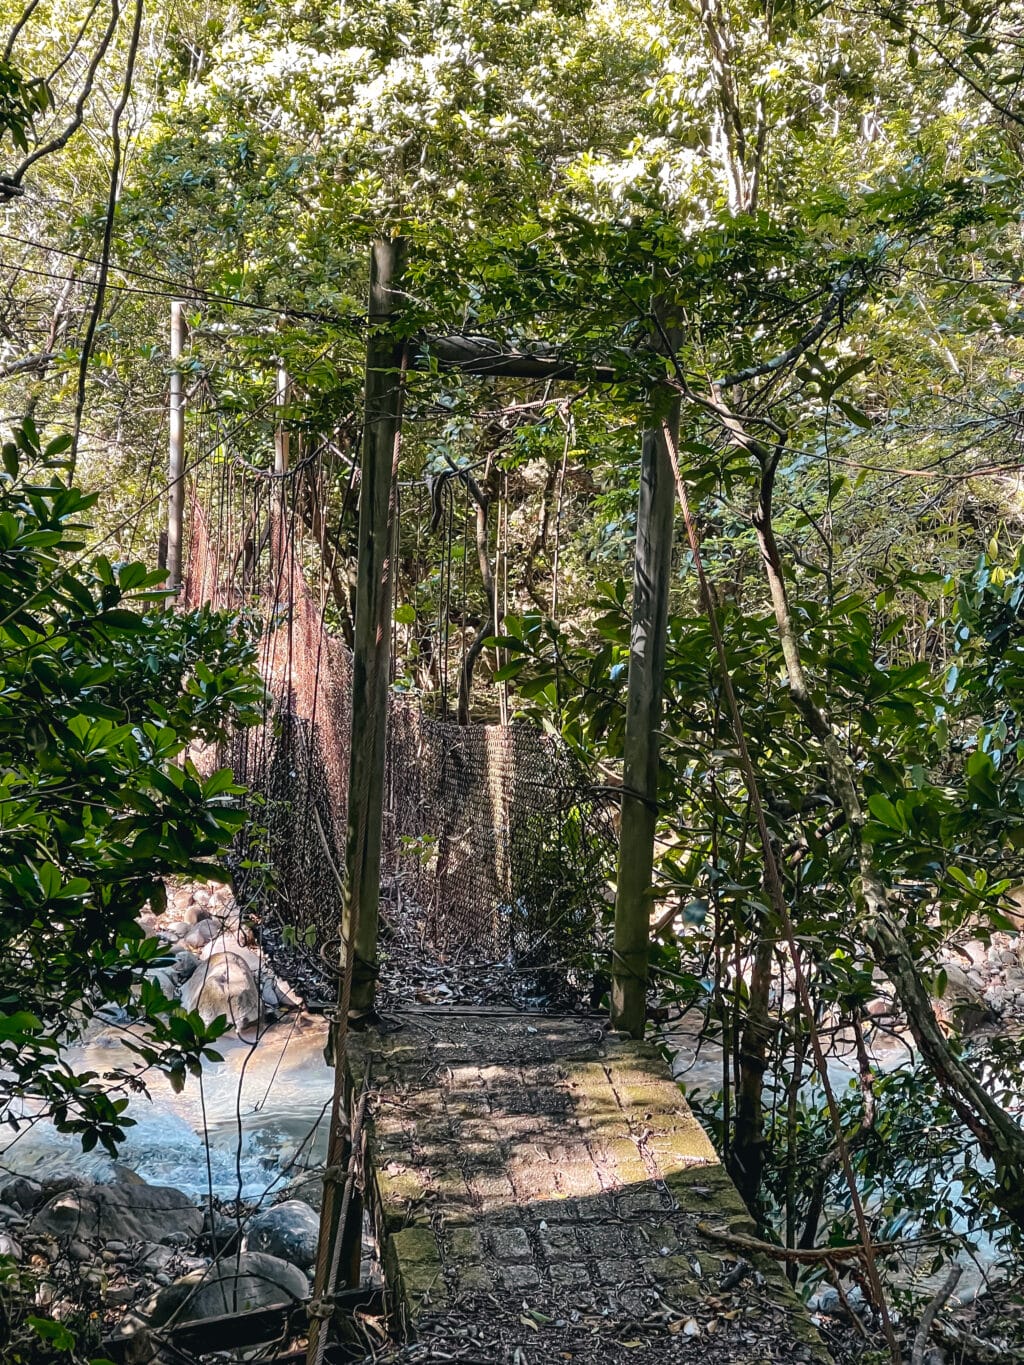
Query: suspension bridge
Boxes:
[{"xmin": 168, "ymin": 241, "xmax": 835, "ymax": 1363}]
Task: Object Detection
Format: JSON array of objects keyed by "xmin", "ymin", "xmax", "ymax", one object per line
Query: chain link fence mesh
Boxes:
[{"xmin": 183, "ymin": 475, "xmax": 615, "ymax": 999}]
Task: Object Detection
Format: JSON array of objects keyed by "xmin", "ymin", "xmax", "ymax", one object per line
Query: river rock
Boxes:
[
  {"xmin": 180, "ymin": 952, "xmax": 262, "ymax": 1032},
  {"xmin": 139, "ymin": 1242, "xmax": 174, "ymax": 1274},
  {"xmin": 174, "ymin": 951, "xmax": 199, "ymax": 981},
  {"xmin": 181, "ymin": 917, "xmax": 221, "ymax": 951},
  {"xmin": 158, "ymin": 920, "xmax": 189, "ymax": 944},
  {"xmin": 277, "ymin": 1172, "xmax": 324, "ymax": 1212},
  {"xmin": 1004, "ymin": 885, "xmax": 1024, "ymax": 931},
  {"xmin": 146, "ymin": 1251, "xmax": 309, "ymax": 1325},
  {"xmin": 29, "ymin": 1182, "xmax": 202, "ymax": 1246},
  {"xmin": 145, "ymin": 966, "xmax": 179, "ymax": 1000},
  {"xmin": 0, "ymin": 1176, "xmax": 42, "ymax": 1211},
  {"xmin": 242, "ymin": 1200, "xmax": 319, "ymax": 1270},
  {"xmin": 200, "ymin": 933, "xmax": 260, "ymax": 971},
  {"xmin": 183, "ymin": 902, "xmax": 211, "ymax": 926},
  {"xmin": 933, "ymin": 962, "xmax": 995, "ymax": 1034},
  {"xmin": 0, "ymin": 1232, "xmax": 22, "ymax": 1260}
]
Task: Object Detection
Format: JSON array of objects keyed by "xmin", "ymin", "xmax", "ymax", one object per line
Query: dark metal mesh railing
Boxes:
[{"xmin": 181, "ymin": 452, "xmax": 614, "ymax": 999}]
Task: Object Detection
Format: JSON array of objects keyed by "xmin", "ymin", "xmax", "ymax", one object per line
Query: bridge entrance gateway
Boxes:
[{"xmin": 175, "ymin": 241, "xmax": 842, "ymax": 1362}]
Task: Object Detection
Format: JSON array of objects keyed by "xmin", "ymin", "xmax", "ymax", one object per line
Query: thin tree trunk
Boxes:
[
  {"xmin": 729, "ymin": 930, "xmax": 774, "ymax": 1205},
  {"xmin": 752, "ymin": 444, "xmax": 1024, "ymax": 1227}
]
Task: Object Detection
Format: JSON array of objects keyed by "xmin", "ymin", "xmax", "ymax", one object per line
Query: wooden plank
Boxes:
[
  {"xmin": 101, "ymin": 1289, "xmax": 382, "ymax": 1363},
  {"xmin": 610, "ymin": 396, "xmax": 679, "ymax": 1037},
  {"xmin": 418, "ymin": 332, "xmax": 617, "ymax": 384}
]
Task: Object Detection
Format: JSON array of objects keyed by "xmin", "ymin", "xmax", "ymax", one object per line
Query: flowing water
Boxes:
[{"xmin": 0, "ymin": 1014, "xmax": 333, "ymax": 1202}]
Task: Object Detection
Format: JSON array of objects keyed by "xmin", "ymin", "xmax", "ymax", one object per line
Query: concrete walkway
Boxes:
[{"xmin": 350, "ymin": 1011, "xmax": 832, "ymax": 1363}]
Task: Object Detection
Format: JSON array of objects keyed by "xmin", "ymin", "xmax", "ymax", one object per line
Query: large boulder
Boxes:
[
  {"xmin": 1004, "ymin": 885, "xmax": 1024, "ymax": 931},
  {"xmin": 146, "ymin": 1251, "xmax": 309, "ymax": 1326},
  {"xmin": 242, "ymin": 1200, "xmax": 319, "ymax": 1270},
  {"xmin": 180, "ymin": 952, "xmax": 262, "ymax": 1032},
  {"xmin": 29, "ymin": 1181, "xmax": 201, "ymax": 1246}
]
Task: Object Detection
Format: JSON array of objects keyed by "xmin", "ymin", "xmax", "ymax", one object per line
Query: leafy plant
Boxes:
[{"xmin": 0, "ymin": 420, "xmax": 263, "ymax": 1153}]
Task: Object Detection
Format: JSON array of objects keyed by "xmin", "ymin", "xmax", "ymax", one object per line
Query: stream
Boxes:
[{"xmin": 0, "ymin": 1015, "xmax": 333, "ymax": 1203}]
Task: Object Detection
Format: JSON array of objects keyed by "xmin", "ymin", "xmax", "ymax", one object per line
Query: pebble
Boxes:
[
  {"xmin": 153, "ymin": 1272, "xmax": 172, "ymax": 1286},
  {"xmin": 68, "ymin": 1241, "xmax": 92, "ymax": 1263}
]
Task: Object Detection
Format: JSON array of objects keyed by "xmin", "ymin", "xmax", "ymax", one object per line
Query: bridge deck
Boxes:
[{"xmin": 350, "ymin": 1011, "xmax": 831, "ymax": 1363}]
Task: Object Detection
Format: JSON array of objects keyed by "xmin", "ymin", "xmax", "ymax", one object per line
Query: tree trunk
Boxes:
[{"xmin": 729, "ymin": 930, "xmax": 774, "ymax": 1206}]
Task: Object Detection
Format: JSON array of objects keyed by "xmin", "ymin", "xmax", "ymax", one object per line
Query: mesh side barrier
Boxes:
[{"xmin": 184, "ymin": 493, "xmax": 615, "ymax": 995}]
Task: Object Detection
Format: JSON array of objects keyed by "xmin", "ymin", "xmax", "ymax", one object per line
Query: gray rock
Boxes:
[
  {"xmin": 0, "ymin": 1232, "xmax": 22, "ymax": 1260},
  {"xmin": 139, "ymin": 1243, "xmax": 174, "ymax": 1274},
  {"xmin": 242, "ymin": 1200, "xmax": 319, "ymax": 1270},
  {"xmin": 181, "ymin": 917, "xmax": 221, "ymax": 951},
  {"xmin": 39, "ymin": 1173, "xmax": 86, "ymax": 1200},
  {"xmin": 30, "ymin": 1182, "xmax": 202, "ymax": 1247},
  {"xmin": 144, "ymin": 966, "xmax": 179, "ymax": 1000},
  {"xmin": 146, "ymin": 1251, "xmax": 309, "ymax": 1326},
  {"xmin": 0, "ymin": 1176, "xmax": 42, "ymax": 1211},
  {"xmin": 109, "ymin": 1313, "xmax": 157, "ymax": 1365},
  {"xmin": 934, "ymin": 962, "xmax": 996, "ymax": 1034},
  {"xmin": 277, "ymin": 1172, "xmax": 324, "ymax": 1212},
  {"xmin": 68, "ymin": 1240, "xmax": 93, "ymax": 1262},
  {"xmin": 106, "ymin": 1284, "xmax": 138, "ymax": 1307},
  {"xmin": 174, "ymin": 951, "xmax": 199, "ymax": 982},
  {"xmin": 109, "ymin": 1164, "xmax": 147, "ymax": 1187},
  {"xmin": 180, "ymin": 952, "xmax": 261, "ymax": 1032},
  {"xmin": 198, "ymin": 1209, "xmax": 240, "ymax": 1255}
]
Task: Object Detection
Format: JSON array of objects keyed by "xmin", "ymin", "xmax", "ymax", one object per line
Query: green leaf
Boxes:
[{"xmin": 866, "ymin": 794, "xmax": 903, "ymax": 830}]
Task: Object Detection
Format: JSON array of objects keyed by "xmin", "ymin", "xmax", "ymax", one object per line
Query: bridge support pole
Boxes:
[
  {"xmin": 166, "ymin": 301, "xmax": 185, "ymax": 602},
  {"xmin": 344, "ymin": 238, "xmax": 407, "ymax": 1014},
  {"xmin": 611, "ymin": 394, "xmax": 679, "ymax": 1038}
]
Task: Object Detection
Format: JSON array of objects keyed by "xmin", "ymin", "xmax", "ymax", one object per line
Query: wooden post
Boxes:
[
  {"xmin": 274, "ymin": 362, "xmax": 290, "ymax": 476},
  {"xmin": 166, "ymin": 301, "xmax": 185, "ymax": 600},
  {"xmin": 610, "ymin": 394, "xmax": 679, "ymax": 1037},
  {"xmin": 344, "ymin": 238, "xmax": 406, "ymax": 1014}
]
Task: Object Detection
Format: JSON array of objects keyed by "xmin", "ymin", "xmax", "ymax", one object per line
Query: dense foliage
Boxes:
[
  {"xmin": 1, "ymin": 0, "xmax": 1024, "ymax": 1348},
  {"xmin": 0, "ymin": 420, "xmax": 262, "ymax": 1152}
]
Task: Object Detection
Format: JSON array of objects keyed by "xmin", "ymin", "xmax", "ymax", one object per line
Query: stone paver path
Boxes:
[{"xmin": 350, "ymin": 1011, "xmax": 832, "ymax": 1363}]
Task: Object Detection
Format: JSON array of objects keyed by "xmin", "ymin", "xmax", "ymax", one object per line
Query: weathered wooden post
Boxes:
[
  {"xmin": 166, "ymin": 301, "xmax": 185, "ymax": 601},
  {"xmin": 274, "ymin": 362, "xmax": 291, "ymax": 476},
  {"xmin": 611, "ymin": 393, "xmax": 679, "ymax": 1037},
  {"xmin": 307, "ymin": 243, "xmax": 406, "ymax": 1365},
  {"xmin": 344, "ymin": 238, "xmax": 407, "ymax": 1013}
]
